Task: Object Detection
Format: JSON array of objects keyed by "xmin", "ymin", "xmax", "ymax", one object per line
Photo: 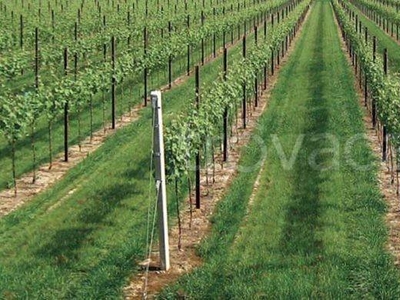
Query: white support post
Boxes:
[{"xmin": 151, "ymin": 90, "xmax": 170, "ymax": 271}]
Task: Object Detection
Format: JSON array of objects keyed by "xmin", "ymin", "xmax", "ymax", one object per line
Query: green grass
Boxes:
[
  {"xmin": 347, "ymin": 1, "xmax": 400, "ymax": 74},
  {"xmin": 160, "ymin": 1, "xmax": 400, "ymax": 298},
  {"xmin": 0, "ymin": 16, "xmax": 266, "ymax": 299}
]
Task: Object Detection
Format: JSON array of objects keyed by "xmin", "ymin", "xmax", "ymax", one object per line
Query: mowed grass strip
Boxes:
[
  {"xmin": 0, "ymin": 18, "xmax": 267, "ymax": 298},
  {"xmin": 160, "ymin": 0, "xmax": 400, "ymax": 298}
]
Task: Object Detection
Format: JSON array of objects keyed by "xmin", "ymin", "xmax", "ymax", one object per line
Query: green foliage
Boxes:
[
  {"xmin": 0, "ymin": 52, "xmax": 29, "ymax": 82},
  {"xmin": 0, "ymin": 91, "xmax": 31, "ymax": 143}
]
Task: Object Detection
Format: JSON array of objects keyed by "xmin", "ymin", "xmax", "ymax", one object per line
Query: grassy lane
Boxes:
[
  {"xmin": 161, "ymin": 0, "xmax": 400, "ymax": 298},
  {"xmin": 346, "ymin": 1, "xmax": 400, "ymax": 74},
  {"xmin": 0, "ymin": 13, "xmax": 269, "ymax": 298}
]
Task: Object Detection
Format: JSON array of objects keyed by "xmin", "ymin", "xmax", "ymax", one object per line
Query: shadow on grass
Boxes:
[{"xmin": 35, "ymin": 181, "xmax": 139, "ymax": 267}]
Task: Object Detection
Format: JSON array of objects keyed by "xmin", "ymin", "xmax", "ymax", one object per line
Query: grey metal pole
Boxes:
[{"xmin": 151, "ymin": 91, "xmax": 170, "ymax": 271}]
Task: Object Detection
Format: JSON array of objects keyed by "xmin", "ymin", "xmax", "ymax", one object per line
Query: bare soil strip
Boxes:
[
  {"xmin": 331, "ymin": 3, "xmax": 400, "ymax": 266},
  {"xmin": 123, "ymin": 6, "xmax": 313, "ymax": 299}
]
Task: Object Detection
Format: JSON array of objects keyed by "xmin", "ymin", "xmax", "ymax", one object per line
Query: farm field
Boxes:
[
  {"xmin": 0, "ymin": 0, "xmax": 286, "ymax": 193},
  {"xmin": 161, "ymin": 0, "xmax": 400, "ymax": 297},
  {"xmin": 1, "ymin": 0, "xmax": 400, "ymax": 299}
]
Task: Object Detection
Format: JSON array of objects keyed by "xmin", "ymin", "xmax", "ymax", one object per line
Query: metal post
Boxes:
[
  {"xmin": 64, "ymin": 48, "xmax": 69, "ymax": 162},
  {"xmin": 223, "ymin": 48, "xmax": 228, "ymax": 162},
  {"xmin": 111, "ymin": 35, "xmax": 116, "ymax": 129},
  {"xmin": 372, "ymin": 36, "xmax": 377, "ymax": 127},
  {"xmin": 144, "ymin": 27, "xmax": 148, "ymax": 106},
  {"xmin": 383, "ymin": 49, "xmax": 388, "ymax": 161},
  {"xmin": 152, "ymin": 91, "xmax": 170, "ymax": 271},
  {"xmin": 242, "ymin": 36, "xmax": 247, "ymax": 129},
  {"xmin": 195, "ymin": 66, "xmax": 201, "ymax": 209},
  {"xmin": 373, "ymin": 36, "xmax": 376, "ymax": 62},
  {"xmin": 35, "ymin": 27, "xmax": 39, "ymax": 90}
]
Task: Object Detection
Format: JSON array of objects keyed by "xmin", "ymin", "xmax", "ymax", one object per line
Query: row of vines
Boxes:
[
  {"xmin": 349, "ymin": 0, "xmax": 400, "ymax": 40},
  {"xmin": 333, "ymin": 0, "xmax": 400, "ymax": 195},
  {"xmin": 0, "ymin": 0, "xmax": 292, "ymax": 195},
  {"xmin": 164, "ymin": 0, "xmax": 311, "ymax": 229}
]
